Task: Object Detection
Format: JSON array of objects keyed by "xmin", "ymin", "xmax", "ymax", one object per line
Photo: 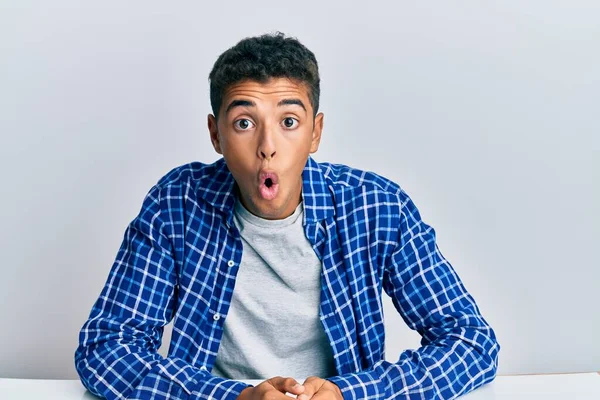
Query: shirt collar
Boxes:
[{"xmin": 197, "ymin": 156, "xmax": 334, "ymax": 223}]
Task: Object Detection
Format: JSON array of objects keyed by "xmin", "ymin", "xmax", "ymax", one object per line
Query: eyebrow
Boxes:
[
  {"xmin": 224, "ymin": 98, "xmax": 307, "ymax": 115},
  {"xmin": 277, "ymin": 98, "xmax": 306, "ymax": 111},
  {"xmin": 225, "ymin": 99, "xmax": 255, "ymax": 115}
]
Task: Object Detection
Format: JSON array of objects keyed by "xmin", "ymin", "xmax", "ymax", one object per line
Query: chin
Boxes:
[{"xmin": 258, "ymin": 202, "xmax": 288, "ymax": 219}]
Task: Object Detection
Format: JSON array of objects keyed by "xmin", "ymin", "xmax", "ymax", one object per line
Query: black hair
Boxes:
[{"xmin": 209, "ymin": 32, "xmax": 320, "ymax": 119}]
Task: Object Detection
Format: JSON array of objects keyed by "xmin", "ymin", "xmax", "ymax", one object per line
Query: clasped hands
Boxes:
[{"xmin": 237, "ymin": 376, "xmax": 343, "ymax": 400}]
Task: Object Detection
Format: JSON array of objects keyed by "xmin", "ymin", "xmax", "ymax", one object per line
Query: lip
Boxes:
[
  {"xmin": 258, "ymin": 170, "xmax": 279, "ymax": 201},
  {"xmin": 259, "ymin": 170, "xmax": 279, "ymax": 185}
]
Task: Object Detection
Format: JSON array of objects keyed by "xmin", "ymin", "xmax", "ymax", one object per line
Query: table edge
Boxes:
[{"xmin": 497, "ymin": 371, "xmax": 600, "ymax": 377}]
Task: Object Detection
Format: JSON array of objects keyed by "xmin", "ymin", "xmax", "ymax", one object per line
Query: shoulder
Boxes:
[
  {"xmin": 155, "ymin": 159, "xmax": 224, "ymax": 190},
  {"xmin": 140, "ymin": 158, "xmax": 228, "ymax": 210},
  {"xmin": 316, "ymin": 160, "xmax": 406, "ymax": 201}
]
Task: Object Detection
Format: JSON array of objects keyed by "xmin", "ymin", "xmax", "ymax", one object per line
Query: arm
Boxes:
[
  {"xmin": 74, "ymin": 185, "xmax": 249, "ymax": 400},
  {"xmin": 327, "ymin": 190, "xmax": 500, "ymax": 399}
]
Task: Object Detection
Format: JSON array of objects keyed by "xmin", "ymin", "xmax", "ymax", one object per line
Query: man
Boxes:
[{"xmin": 75, "ymin": 32, "xmax": 499, "ymax": 400}]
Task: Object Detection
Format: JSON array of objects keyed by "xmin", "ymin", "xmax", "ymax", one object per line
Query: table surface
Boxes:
[{"xmin": 1, "ymin": 373, "xmax": 599, "ymax": 399}]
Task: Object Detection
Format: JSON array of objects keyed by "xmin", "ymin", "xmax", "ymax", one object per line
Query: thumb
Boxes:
[
  {"xmin": 297, "ymin": 377, "xmax": 322, "ymax": 400},
  {"xmin": 268, "ymin": 376, "xmax": 305, "ymax": 396}
]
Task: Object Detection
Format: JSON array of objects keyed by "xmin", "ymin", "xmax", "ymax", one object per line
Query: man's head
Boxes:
[
  {"xmin": 207, "ymin": 33, "xmax": 324, "ymax": 221},
  {"xmin": 208, "ymin": 32, "xmax": 320, "ymax": 120}
]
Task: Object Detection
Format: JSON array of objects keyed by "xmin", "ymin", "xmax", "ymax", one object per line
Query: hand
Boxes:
[
  {"xmin": 237, "ymin": 376, "xmax": 306, "ymax": 400},
  {"xmin": 297, "ymin": 376, "xmax": 343, "ymax": 400}
]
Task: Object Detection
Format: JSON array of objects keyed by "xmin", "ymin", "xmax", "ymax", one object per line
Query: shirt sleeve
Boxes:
[
  {"xmin": 327, "ymin": 189, "xmax": 500, "ymax": 399},
  {"xmin": 74, "ymin": 185, "xmax": 250, "ymax": 400}
]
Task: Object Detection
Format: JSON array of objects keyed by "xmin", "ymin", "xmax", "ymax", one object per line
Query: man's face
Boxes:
[{"xmin": 208, "ymin": 78, "xmax": 323, "ymax": 220}]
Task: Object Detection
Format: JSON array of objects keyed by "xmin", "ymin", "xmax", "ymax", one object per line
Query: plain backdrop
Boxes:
[{"xmin": 0, "ymin": 0, "xmax": 598, "ymax": 380}]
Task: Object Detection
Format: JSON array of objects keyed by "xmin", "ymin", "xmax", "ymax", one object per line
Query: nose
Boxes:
[
  {"xmin": 257, "ymin": 125, "xmax": 277, "ymax": 161},
  {"xmin": 260, "ymin": 149, "xmax": 276, "ymax": 160}
]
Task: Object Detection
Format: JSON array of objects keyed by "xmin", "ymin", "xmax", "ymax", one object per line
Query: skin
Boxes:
[
  {"xmin": 298, "ymin": 377, "xmax": 344, "ymax": 400},
  {"xmin": 208, "ymin": 77, "xmax": 323, "ymax": 220},
  {"xmin": 208, "ymin": 78, "xmax": 342, "ymax": 399},
  {"xmin": 236, "ymin": 377, "xmax": 305, "ymax": 400},
  {"xmin": 236, "ymin": 376, "xmax": 343, "ymax": 400}
]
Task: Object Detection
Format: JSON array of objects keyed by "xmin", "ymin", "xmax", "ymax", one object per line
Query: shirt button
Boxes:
[
  {"xmin": 213, "ymin": 314, "xmax": 220, "ymax": 321},
  {"xmin": 227, "ymin": 260, "xmax": 235, "ymax": 267},
  {"xmin": 200, "ymin": 366, "xmax": 207, "ymax": 371}
]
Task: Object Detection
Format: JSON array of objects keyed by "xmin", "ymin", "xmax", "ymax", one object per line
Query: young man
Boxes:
[{"xmin": 75, "ymin": 33, "xmax": 499, "ymax": 400}]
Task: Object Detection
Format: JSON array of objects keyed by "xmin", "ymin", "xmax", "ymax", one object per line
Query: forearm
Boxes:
[
  {"xmin": 75, "ymin": 315, "xmax": 249, "ymax": 399},
  {"xmin": 352, "ymin": 190, "xmax": 500, "ymax": 399},
  {"xmin": 327, "ymin": 323, "xmax": 499, "ymax": 399}
]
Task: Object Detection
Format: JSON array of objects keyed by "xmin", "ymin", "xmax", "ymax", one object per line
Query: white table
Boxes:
[{"xmin": 1, "ymin": 373, "xmax": 599, "ymax": 399}]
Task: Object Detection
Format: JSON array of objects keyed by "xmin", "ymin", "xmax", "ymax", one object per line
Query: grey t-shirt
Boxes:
[{"xmin": 212, "ymin": 199, "xmax": 337, "ymax": 380}]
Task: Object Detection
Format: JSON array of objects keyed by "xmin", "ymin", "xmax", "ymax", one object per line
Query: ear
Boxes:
[
  {"xmin": 309, "ymin": 112, "xmax": 324, "ymax": 153},
  {"xmin": 208, "ymin": 114, "xmax": 223, "ymax": 154}
]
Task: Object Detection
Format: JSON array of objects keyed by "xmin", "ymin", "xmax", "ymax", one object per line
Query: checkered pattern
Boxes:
[{"xmin": 75, "ymin": 156, "xmax": 499, "ymax": 399}]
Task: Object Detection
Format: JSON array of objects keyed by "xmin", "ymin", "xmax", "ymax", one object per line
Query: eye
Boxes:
[
  {"xmin": 282, "ymin": 117, "xmax": 299, "ymax": 129},
  {"xmin": 234, "ymin": 119, "xmax": 255, "ymax": 130}
]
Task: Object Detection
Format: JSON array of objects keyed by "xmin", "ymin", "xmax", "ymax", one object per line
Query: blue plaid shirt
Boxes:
[{"xmin": 75, "ymin": 156, "xmax": 499, "ymax": 399}]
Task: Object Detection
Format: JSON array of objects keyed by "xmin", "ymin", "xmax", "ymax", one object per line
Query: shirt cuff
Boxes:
[
  {"xmin": 153, "ymin": 357, "xmax": 250, "ymax": 400},
  {"xmin": 327, "ymin": 369, "xmax": 385, "ymax": 400},
  {"xmin": 192, "ymin": 374, "xmax": 251, "ymax": 400}
]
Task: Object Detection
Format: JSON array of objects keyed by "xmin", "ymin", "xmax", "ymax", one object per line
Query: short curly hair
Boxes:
[{"xmin": 209, "ymin": 32, "xmax": 320, "ymax": 119}]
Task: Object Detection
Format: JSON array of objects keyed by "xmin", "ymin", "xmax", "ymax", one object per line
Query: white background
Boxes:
[{"xmin": 0, "ymin": 0, "xmax": 598, "ymax": 379}]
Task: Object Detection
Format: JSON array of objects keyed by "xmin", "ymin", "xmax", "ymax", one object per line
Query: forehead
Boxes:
[{"xmin": 223, "ymin": 78, "xmax": 310, "ymax": 103}]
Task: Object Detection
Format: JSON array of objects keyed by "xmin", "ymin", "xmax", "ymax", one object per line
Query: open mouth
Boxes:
[{"xmin": 259, "ymin": 172, "xmax": 279, "ymax": 200}]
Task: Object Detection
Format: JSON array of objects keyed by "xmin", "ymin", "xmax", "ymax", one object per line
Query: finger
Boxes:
[
  {"xmin": 267, "ymin": 376, "xmax": 305, "ymax": 395},
  {"xmin": 308, "ymin": 383, "xmax": 343, "ymax": 400},
  {"xmin": 311, "ymin": 389, "xmax": 339, "ymax": 400},
  {"xmin": 298, "ymin": 377, "xmax": 323, "ymax": 400},
  {"xmin": 297, "ymin": 388, "xmax": 313, "ymax": 400}
]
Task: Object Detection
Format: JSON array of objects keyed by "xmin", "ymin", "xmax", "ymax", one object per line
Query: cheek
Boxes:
[
  {"xmin": 224, "ymin": 152, "xmax": 254, "ymax": 181},
  {"xmin": 283, "ymin": 129, "xmax": 312, "ymax": 149},
  {"xmin": 222, "ymin": 137, "xmax": 249, "ymax": 159}
]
